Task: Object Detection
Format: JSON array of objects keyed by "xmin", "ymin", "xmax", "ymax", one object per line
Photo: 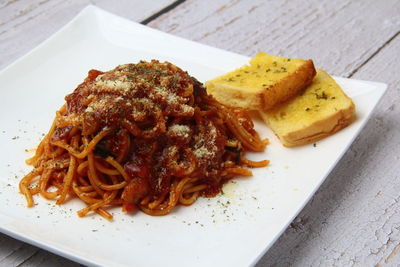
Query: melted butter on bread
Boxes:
[
  {"xmin": 206, "ymin": 52, "xmax": 316, "ymax": 111},
  {"xmin": 259, "ymin": 69, "xmax": 355, "ymax": 147},
  {"xmin": 213, "ymin": 53, "xmax": 305, "ymax": 88}
]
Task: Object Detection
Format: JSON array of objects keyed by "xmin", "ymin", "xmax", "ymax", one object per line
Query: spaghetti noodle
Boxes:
[{"xmin": 19, "ymin": 60, "xmax": 268, "ymax": 220}]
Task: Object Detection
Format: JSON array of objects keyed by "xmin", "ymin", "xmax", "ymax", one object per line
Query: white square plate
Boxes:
[{"xmin": 0, "ymin": 6, "xmax": 387, "ymax": 267}]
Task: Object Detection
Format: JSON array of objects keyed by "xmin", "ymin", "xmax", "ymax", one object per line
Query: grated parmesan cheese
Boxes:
[
  {"xmin": 193, "ymin": 122, "xmax": 219, "ymax": 160},
  {"xmin": 194, "ymin": 146, "xmax": 214, "ymax": 158},
  {"xmin": 94, "ymin": 79, "xmax": 133, "ymax": 92},
  {"xmin": 168, "ymin": 124, "xmax": 190, "ymax": 138},
  {"xmin": 181, "ymin": 104, "xmax": 194, "ymax": 114},
  {"xmin": 85, "ymin": 106, "xmax": 94, "ymax": 113}
]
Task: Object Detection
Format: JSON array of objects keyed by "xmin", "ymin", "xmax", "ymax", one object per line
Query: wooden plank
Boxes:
[
  {"xmin": 0, "ymin": 0, "xmax": 175, "ymax": 69},
  {"xmin": 18, "ymin": 250, "xmax": 81, "ymax": 267},
  {"xmin": 257, "ymin": 32, "xmax": 400, "ymax": 267},
  {"xmin": 0, "ymin": 243, "xmax": 38, "ymax": 266},
  {"xmin": 0, "ymin": 234, "xmax": 77, "ymax": 266},
  {"xmin": 149, "ymin": 0, "xmax": 400, "ymax": 77}
]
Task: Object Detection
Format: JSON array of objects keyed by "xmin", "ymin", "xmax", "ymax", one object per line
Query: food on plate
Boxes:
[
  {"xmin": 259, "ymin": 69, "xmax": 356, "ymax": 147},
  {"xmin": 206, "ymin": 52, "xmax": 356, "ymax": 147},
  {"xmin": 205, "ymin": 52, "xmax": 316, "ymax": 111},
  {"xmin": 19, "ymin": 60, "xmax": 268, "ymax": 220}
]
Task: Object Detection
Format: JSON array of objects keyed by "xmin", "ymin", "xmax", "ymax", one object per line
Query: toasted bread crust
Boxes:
[
  {"xmin": 260, "ymin": 60, "xmax": 316, "ymax": 111},
  {"xmin": 279, "ymin": 102, "xmax": 356, "ymax": 147},
  {"xmin": 204, "ymin": 82, "xmax": 263, "ymax": 110}
]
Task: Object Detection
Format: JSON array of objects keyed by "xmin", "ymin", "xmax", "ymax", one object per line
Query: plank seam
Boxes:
[
  {"xmin": 15, "ymin": 249, "xmax": 39, "ymax": 267},
  {"xmin": 0, "ymin": 0, "xmax": 58, "ymax": 35},
  {"xmin": 348, "ymin": 30, "xmax": 400, "ymax": 78},
  {"xmin": 140, "ymin": 0, "xmax": 186, "ymax": 25},
  {"xmin": 0, "ymin": 0, "xmax": 19, "ymax": 10}
]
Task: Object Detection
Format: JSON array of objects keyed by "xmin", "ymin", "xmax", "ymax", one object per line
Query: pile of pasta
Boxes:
[{"xmin": 19, "ymin": 60, "xmax": 268, "ymax": 220}]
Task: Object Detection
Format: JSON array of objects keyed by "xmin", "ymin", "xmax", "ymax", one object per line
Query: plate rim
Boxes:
[{"xmin": 0, "ymin": 5, "xmax": 388, "ymax": 267}]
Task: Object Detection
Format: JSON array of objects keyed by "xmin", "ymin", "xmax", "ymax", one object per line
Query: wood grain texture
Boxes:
[
  {"xmin": 258, "ymin": 33, "xmax": 400, "ymax": 267},
  {"xmin": 0, "ymin": 233, "xmax": 82, "ymax": 266},
  {"xmin": 0, "ymin": 0, "xmax": 175, "ymax": 70},
  {"xmin": 149, "ymin": 0, "xmax": 400, "ymax": 77}
]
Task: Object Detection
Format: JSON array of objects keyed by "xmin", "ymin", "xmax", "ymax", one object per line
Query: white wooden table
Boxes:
[{"xmin": 1, "ymin": 0, "xmax": 399, "ymax": 266}]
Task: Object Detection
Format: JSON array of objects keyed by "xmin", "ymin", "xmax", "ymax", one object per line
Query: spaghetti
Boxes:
[{"xmin": 19, "ymin": 60, "xmax": 268, "ymax": 220}]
